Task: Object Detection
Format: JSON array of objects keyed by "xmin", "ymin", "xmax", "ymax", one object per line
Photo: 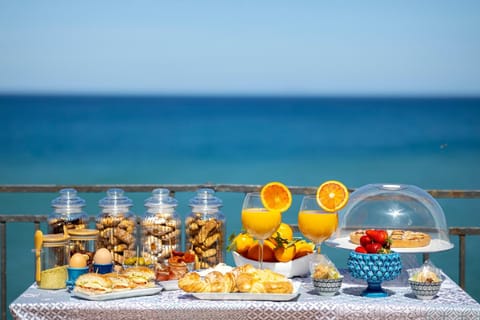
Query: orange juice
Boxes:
[
  {"xmin": 298, "ymin": 210, "xmax": 338, "ymax": 244},
  {"xmin": 241, "ymin": 208, "xmax": 281, "ymax": 240}
]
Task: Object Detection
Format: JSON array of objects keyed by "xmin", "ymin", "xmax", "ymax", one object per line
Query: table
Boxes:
[{"xmin": 10, "ymin": 270, "xmax": 480, "ymax": 320}]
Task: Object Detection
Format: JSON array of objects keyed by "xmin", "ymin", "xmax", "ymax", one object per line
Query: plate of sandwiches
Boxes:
[
  {"xmin": 72, "ymin": 266, "xmax": 163, "ymax": 301},
  {"xmin": 326, "ymin": 229, "xmax": 453, "ymax": 253}
]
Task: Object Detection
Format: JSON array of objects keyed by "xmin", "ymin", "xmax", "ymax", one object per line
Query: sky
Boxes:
[{"xmin": 1, "ymin": 0, "xmax": 480, "ymax": 96}]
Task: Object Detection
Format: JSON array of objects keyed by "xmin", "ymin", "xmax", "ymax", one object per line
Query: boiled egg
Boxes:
[
  {"xmin": 93, "ymin": 248, "xmax": 113, "ymax": 264},
  {"xmin": 69, "ymin": 253, "xmax": 88, "ymax": 268}
]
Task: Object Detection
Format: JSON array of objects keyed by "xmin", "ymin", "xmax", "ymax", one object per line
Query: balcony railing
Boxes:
[{"xmin": 1, "ymin": 184, "xmax": 480, "ymax": 320}]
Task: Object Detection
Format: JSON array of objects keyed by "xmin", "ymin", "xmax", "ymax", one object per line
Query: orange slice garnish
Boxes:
[
  {"xmin": 316, "ymin": 180, "xmax": 349, "ymax": 212},
  {"xmin": 260, "ymin": 182, "xmax": 292, "ymax": 212}
]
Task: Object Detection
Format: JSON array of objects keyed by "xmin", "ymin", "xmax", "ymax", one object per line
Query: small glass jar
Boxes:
[
  {"xmin": 185, "ymin": 188, "xmax": 225, "ymax": 270},
  {"xmin": 142, "ymin": 188, "xmax": 181, "ymax": 263},
  {"xmin": 96, "ymin": 188, "xmax": 137, "ymax": 267},
  {"xmin": 67, "ymin": 229, "xmax": 99, "ymax": 270},
  {"xmin": 48, "ymin": 188, "xmax": 88, "ymax": 234},
  {"xmin": 38, "ymin": 233, "xmax": 70, "ymax": 290}
]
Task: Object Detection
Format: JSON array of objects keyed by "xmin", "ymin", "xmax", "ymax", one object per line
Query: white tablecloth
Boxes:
[{"xmin": 10, "ymin": 270, "xmax": 480, "ymax": 320}]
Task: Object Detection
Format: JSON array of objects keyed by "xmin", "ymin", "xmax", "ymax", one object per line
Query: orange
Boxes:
[
  {"xmin": 246, "ymin": 239, "xmax": 276, "ymax": 262},
  {"xmin": 274, "ymin": 245, "xmax": 296, "ymax": 263},
  {"xmin": 269, "ymin": 223, "xmax": 294, "ymax": 247},
  {"xmin": 273, "ymin": 222, "xmax": 294, "ymax": 241},
  {"xmin": 294, "ymin": 240, "xmax": 315, "ymax": 259},
  {"xmin": 316, "ymin": 180, "xmax": 349, "ymax": 212},
  {"xmin": 260, "ymin": 182, "xmax": 292, "ymax": 212},
  {"xmin": 232, "ymin": 233, "xmax": 254, "ymax": 255}
]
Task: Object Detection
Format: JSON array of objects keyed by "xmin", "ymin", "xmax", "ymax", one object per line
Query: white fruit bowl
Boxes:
[{"xmin": 232, "ymin": 251, "xmax": 313, "ymax": 278}]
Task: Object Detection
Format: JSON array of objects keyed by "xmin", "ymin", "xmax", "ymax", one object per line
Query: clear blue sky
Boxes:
[{"xmin": 1, "ymin": 0, "xmax": 479, "ymax": 96}]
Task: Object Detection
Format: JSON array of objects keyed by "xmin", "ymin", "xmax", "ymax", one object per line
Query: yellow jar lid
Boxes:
[
  {"xmin": 42, "ymin": 233, "xmax": 70, "ymax": 247},
  {"xmin": 68, "ymin": 229, "xmax": 99, "ymax": 236}
]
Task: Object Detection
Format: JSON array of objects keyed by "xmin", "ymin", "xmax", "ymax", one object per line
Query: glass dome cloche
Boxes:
[{"xmin": 326, "ymin": 184, "xmax": 453, "ymax": 253}]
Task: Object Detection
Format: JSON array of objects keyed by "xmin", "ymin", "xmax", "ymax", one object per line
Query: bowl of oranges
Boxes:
[{"xmin": 229, "ymin": 223, "xmax": 315, "ymax": 278}]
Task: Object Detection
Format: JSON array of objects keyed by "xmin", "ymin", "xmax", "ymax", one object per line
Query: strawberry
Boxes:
[
  {"xmin": 366, "ymin": 229, "xmax": 389, "ymax": 246},
  {"xmin": 355, "ymin": 246, "xmax": 368, "ymax": 253},
  {"xmin": 365, "ymin": 242, "xmax": 383, "ymax": 254},
  {"xmin": 360, "ymin": 235, "xmax": 372, "ymax": 247}
]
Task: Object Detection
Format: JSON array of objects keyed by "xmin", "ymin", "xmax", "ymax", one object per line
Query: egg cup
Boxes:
[
  {"xmin": 93, "ymin": 263, "xmax": 114, "ymax": 274},
  {"xmin": 66, "ymin": 266, "xmax": 89, "ymax": 291}
]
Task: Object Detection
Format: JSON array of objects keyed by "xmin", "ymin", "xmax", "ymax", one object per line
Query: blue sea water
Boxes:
[{"xmin": 1, "ymin": 95, "xmax": 479, "ymax": 315}]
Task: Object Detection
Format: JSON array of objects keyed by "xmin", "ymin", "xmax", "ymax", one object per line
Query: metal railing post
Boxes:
[{"xmin": 1, "ymin": 221, "xmax": 6, "ymax": 320}]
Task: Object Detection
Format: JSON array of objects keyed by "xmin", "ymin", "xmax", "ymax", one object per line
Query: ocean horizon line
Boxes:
[{"xmin": 1, "ymin": 92, "xmax": 480, "ymax": 100}]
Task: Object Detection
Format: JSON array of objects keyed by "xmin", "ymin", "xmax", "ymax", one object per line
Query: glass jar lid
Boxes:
[
  {"xmin": 98, "ymin": 188, "xmax": 133, "ymax": 208},
  {"xmin": 189, "ymin": 188, "xmax": 223, "ymax": 209},
  {"xmin": 51, "ymin": 188, "xmax": 86, "ymax": 209},
  {"xmin": 144, "ymin": 188, "xmax": 178, "ymax": 209}
]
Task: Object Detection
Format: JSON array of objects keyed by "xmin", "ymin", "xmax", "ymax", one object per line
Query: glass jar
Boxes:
[
  {"xmin": 185, "ymin": 188, "xmax": 225, "ymax": 270},
  {"xmin": 48, "ymin": 188, "xmax": 88, "ymax": 234},
  {"xmin": 96, "ymin": 188, "xmax": 137, "ymax": 267},
  {"xmin": 67, "ymin": 229, "xmax": 99, "ymax": 270},
  {"xmin": 142, "ymin": 188, "xmax": 181, "ymax": 263},
  {"xmin": 38, "ymin": 233, "xmax": 69, "ymax": 289}
]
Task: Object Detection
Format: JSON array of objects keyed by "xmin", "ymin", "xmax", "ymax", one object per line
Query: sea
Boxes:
[{"xmin": 1, "ymin": 95, "xmax": 479, "ymax": 315}]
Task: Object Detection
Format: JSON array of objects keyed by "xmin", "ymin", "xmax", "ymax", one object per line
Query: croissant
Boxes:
[
  {"xmin": 178, "ymin": 264, "xmax": 294, "ymax": 294},
  {"xmin": 235, "ymin": 272, "xmax": 266, "ymax": 293},
  {"xmin": 205, "ymin": 271, "xmax": 237, "ymax": 293},
  {"xmin": 235, "ymin": 271, "xmax": 293, "ymax": 294},
  {"xmin": 178, "ymin": 272, "xmax": 209, "ymax": 292}
]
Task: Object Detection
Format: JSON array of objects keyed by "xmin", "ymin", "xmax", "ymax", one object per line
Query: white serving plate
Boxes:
[
  {"xmin": 158, "ymin": 280, "xmax": 179, "ymax": 291},
  {"xmin": 325, "ymin": 237, "xmax": 454, "ymax": 253},
  {"xmin": 191, "ymin": 281, "xmax": 301, "ymax": 301},
  {"xmin": 232, "ymin": 251, "xmax": 313, "ymax": 278},
  {"xmin": 72, "ymin": 286, "xmax": 163, "ymax": 301}
]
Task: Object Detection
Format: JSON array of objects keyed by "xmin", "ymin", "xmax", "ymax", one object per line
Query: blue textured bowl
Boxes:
[{"xmin": 347, "ymin": 251, "xmax": 402, "ymax": 297}]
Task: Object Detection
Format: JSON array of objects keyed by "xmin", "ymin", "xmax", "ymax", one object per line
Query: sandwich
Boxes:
[
  {"xmin": 74, "ymin": 273, "xmax": 113, "ymax": 295},
  {"xmin": 122, "ymin": 266, "xmax": 155, "ymax": 288},
  {"xmin": 103, "ymin": 273, "xmax": 134, "ymax": 291}
]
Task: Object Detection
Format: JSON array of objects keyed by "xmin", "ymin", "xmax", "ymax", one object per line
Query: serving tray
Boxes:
[
  {"xmin": 72, "ymin": 286, "xmax": 163, "ymax": 301},
  {"xmin": 190, "ymin": 281, "xmax": 301, "ymax": 301}
]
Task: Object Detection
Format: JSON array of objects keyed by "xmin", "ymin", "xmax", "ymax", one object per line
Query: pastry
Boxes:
[
  {"xmin": 178, "ymin": 264, "xmax": 293, "ymax": 294},
  {"xmin": 390, "ymin": 230, "xmax": 431, "ymax": 248},
  {"xmin": 349, "ymin": 229, "xmax": 431, "ymax": 248},
  {"xmin": 178, "ymin": 272, "xmax": 210, "ymax": 292}
]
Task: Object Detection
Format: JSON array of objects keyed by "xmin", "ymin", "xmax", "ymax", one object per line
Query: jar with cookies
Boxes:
[
  {"xmin": 48, "ymin": 188, "xmax": 88, "ymax": 234},
  {"xmin": 185, "ymin": 188, "xmax": 225, "ymax": 270},
  {"xmin": 96, "ymin": 188, "xmax": 137, "ymax": 269},
  {"xmin": 142, "ymin": 188, "xmax": 181, "ymax": 263}
]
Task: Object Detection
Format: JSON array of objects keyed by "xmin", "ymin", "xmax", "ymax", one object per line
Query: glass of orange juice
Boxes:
[
  {"xmin": 241, "ymin": 192, "xmax": 281, "ymax": 269},
  {"xmin": 298, "ymin": 195, "xmax": 338, "ymax": 258}
]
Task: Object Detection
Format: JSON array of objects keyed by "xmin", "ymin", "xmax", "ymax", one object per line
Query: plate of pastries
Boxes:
[
  {"xmin": 327, "ymin": 229, "xmax": 453, "ymax": 253},
  {"xmin": 178, "ymin": 263, "xmax": 300, "ymax": 301},
  {"xmin": 72, "ymin": 266, "xmax": 162, "ymax": 301}
]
